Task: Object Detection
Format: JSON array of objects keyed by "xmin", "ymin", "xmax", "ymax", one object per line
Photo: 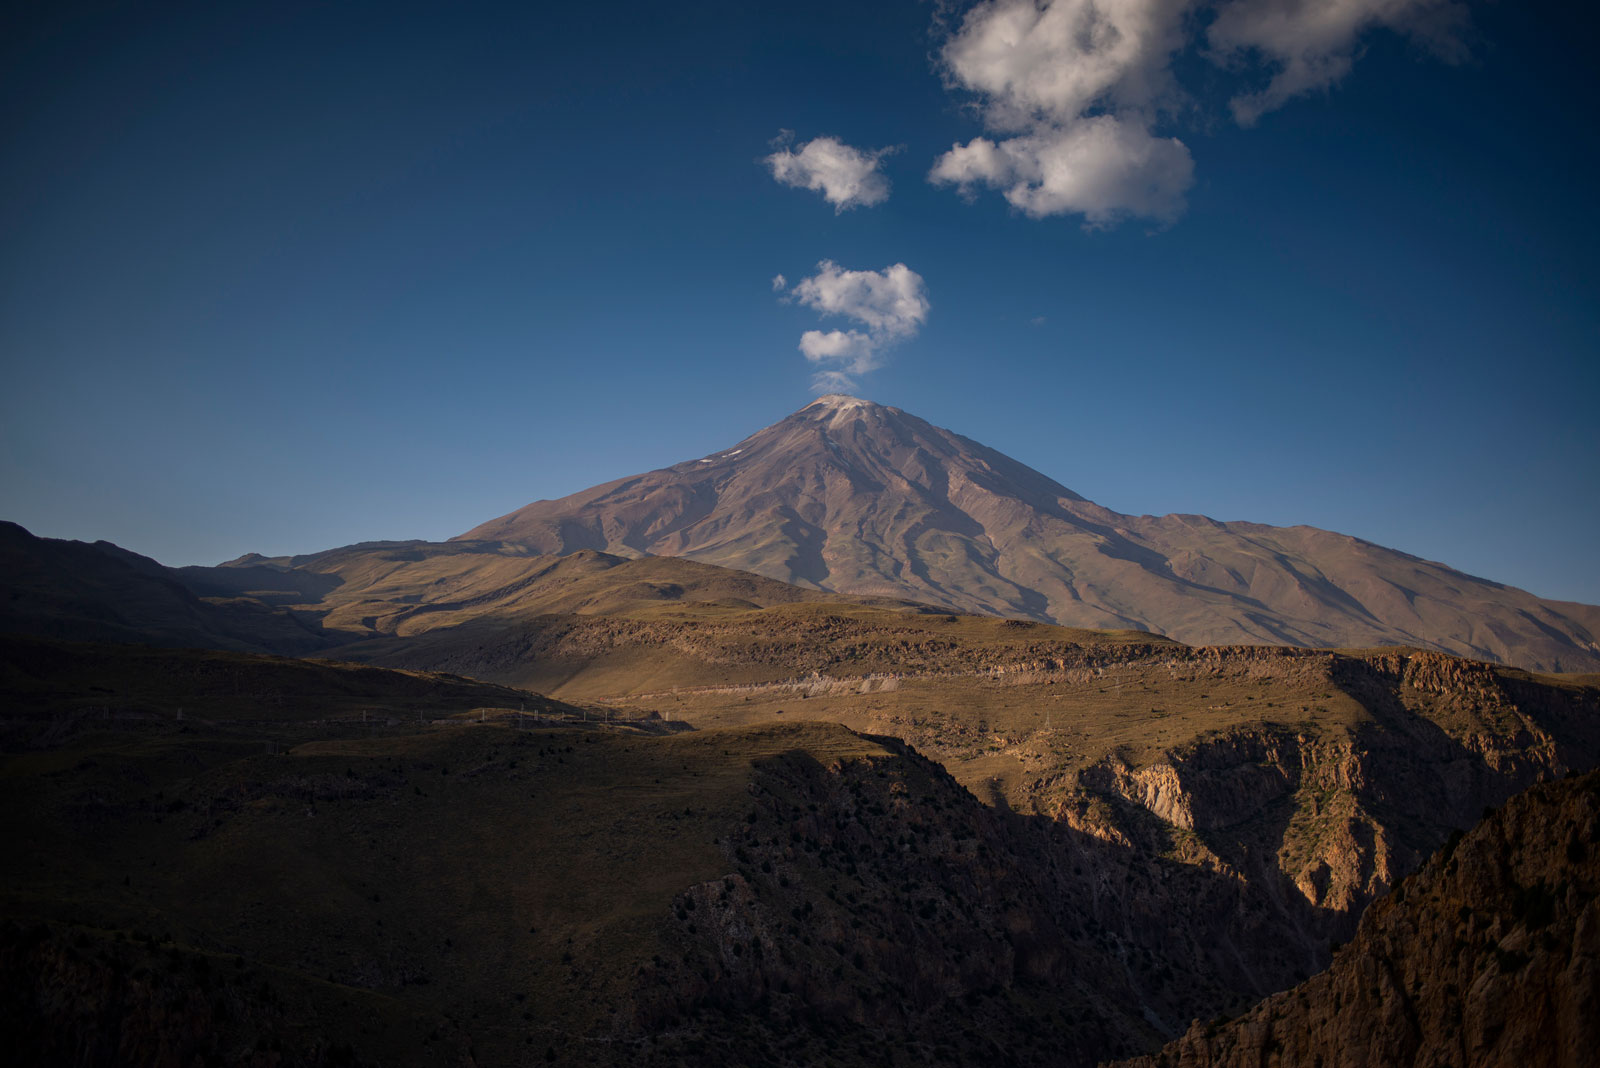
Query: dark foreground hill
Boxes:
[
  {"xmin": 460, "ymin": 395, "xmax": 1600, "ymax": 673},
  {"xmin": 1110, "ymin": 769, "xmax": 1600, "ymax": 1068},
  {"xmin": 2, "ymin": 636, "xmax": 1596, "ymax": 1066},
  {"xmin": 0, "ymin": 635, "xmax": 582, "ymax": 748}
]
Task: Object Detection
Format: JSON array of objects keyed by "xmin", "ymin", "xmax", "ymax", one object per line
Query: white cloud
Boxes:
[
  {"xmin": 932, "ymin": 0, "xmax": 1196, "ymax": 226},
  {"xmin": 941, "ymin": 0, "xmax": 1191, "ymax": 127},
  {"xmin": 799, "ymin": 329, "xmax": 877, "ymax": 364},
  {"xmin": 928, "ymin": 0, "xmax": 1469, "ymax": 223},
  {"xmin": 1208, "ymin": 0, "xmax": 1470, "ymax": 125},
  {"xmin": 764, "ymin": 134, "xmax": 896, "ymax": 212},
  {"xmin": 931, "ymin": 115, "xmax": 1193, "ymax": 227},
  {"xmin": 792, "ymin": 261, "xmax": 929, "ymax": 340},
  {"xmin": 783, "ymin": 261, "xmax": 929, "ymax": 392},
  {"xmin": 771, "ymin": 273, "xmax": 787, "ymax": 292}
]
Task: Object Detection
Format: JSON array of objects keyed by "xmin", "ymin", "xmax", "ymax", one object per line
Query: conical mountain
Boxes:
[{"xmin": 458, "ymin": 395, "xmax": 1600, "ymax": 672}]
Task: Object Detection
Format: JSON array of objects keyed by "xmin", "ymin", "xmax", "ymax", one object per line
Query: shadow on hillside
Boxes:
[{"xmin": 649, "ymin": 736, "xmax": 1356, "ymax": 1067}]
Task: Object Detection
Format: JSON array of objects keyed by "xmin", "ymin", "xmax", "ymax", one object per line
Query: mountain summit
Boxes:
[{"xmin": 458, "ymin": 397, "xmax": 1600, "ymax": 671}]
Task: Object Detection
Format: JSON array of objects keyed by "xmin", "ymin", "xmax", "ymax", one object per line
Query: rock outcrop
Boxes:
[{"xmin": 1109, "ymin": 769, "xmax": 1600, "ymax": 1068}]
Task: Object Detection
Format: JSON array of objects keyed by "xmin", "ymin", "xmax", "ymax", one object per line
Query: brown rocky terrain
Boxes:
[
  {"xmin": 1109, "ymin": 769, "xmax": 1600, "ymax": 1068},
  {"xmin": 327, "ymin": 595, "xmax": 1172, "ymax": 699},
  {"xmin": 621, "ymin": 644, "xmax": 1600, "ymax": 1004},
  {"xmin": 3, "ymin": 633, "xmax": 1592, "ymax": 1066},
  {"xmin": 458, "ymin": 395, "xmax": 1600, "ymax": 673},
  {"xmin": 4, "ymin": 482, "xmax": 1598, "ymax": 1064},
  {"xmin": 331, "ymin": 594, "xmax": 1597, "ymax": 953}
]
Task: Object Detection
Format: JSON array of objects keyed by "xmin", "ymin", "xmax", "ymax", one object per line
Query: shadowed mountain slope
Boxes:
[
  {"xmin": 458, "ymin": 396, "xmax": 1600, "ymax": 673},
  {"xmin": 0, "ymin": 521, "xmax": 330, "ymax": 655}
]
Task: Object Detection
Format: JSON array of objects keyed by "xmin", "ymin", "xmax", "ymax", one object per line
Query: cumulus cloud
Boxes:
[
  {"xmin": 931, "ymin": 115, "xmax": 1193, "ymax": 226},
  {"xmin": 929, "ymin": 0, "xmax": 1469, "ymax": 224},
  {"xmin": 931, "ymin": 0, "xmax": 1196, "ymax": 227},
  {"xmin": 764, "ymin": 133, "xmax": 896, "ymax": 212},
  {"xmin": 941, "ymin": 0, "xmax": 1190, "ymax": 128},
  {"xmin": 1208, "ymin": 0, "xmax": 1470, "ymax": 125},
  {"xmin": 792, "ymin": 261, "xmax": 929, "ymax": 339},
  {"xmin": 782, "ymin": 261, "xmax": 929, "ymax": 392}
]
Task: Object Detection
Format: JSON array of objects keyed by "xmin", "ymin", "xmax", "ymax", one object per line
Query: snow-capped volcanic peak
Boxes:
[{"xmin": 451, "ymin": 395, "xmax": 1600, "ymax": 673}]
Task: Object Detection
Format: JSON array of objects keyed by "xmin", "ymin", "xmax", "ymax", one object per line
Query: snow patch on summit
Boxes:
[
  {"xmin": 806, "ymin": 394, "xmax": 881, "ymax": 429},
  {"xmin": 807, "ymin": 394, "xmax": 872, "ymax": 412}
]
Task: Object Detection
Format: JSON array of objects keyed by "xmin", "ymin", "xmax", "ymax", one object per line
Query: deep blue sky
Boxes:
[{"xmin": 3, "ymin": 0, "xmax": 1597, "ymax": 603}]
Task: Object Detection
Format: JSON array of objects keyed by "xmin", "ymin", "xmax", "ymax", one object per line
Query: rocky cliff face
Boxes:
[
  {"xmin": 624, "ymin": 736, "xmax": 1299, "ymax": 1066},
  {"xmin": 1052, "ymin": 650, "xmax": 1597, "ymax": 942},
  {"xmin": 1109, "ymin": 769, "xmax": 1600, "ymax": 1068},
  {"xmin": 617, "ymin": 646, "xmax": 1600, "ymax": 1067},
  {"xmin": 455, "ymin": 396, "xmax": 1600, "ymax": 673}
]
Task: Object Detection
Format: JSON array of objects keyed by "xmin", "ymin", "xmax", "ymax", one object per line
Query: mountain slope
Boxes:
[{"xmin": 459, "ymin": 395, "xmax": 1600, "ymax": 673}]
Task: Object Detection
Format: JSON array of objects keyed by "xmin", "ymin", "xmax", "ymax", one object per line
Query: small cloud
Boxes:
[
  {"xmin": 1207, "ymin": 0, "xmax": 1472, "ymax": 125},
  {"xmin": 782, "ymin": 260, "xmax": 930, "ymax": 392},
  {"xmin": 1030, "ymin": 316, "xmax": 1047, "ymax": 327},
  {"xmin": 799, "ymin": 328, "xmax": 876, "ymax": 363},
  {"xmin": 771, "ymin": 273, "xmax": 788, "ymax": 292},
  {"xmin": 764, "ymin": 135, "xmax": 896, "ymax": 212}
]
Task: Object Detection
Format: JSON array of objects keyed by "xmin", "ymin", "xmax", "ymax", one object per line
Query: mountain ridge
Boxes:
[{"xmin": 457, "ymin": 396, "xmax": 1600, "ymax": 673}]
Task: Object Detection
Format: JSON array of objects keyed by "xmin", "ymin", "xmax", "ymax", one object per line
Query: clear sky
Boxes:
[{"xmin": 3, "ymin": 0, "xmax": 1597, "ymax": 603}]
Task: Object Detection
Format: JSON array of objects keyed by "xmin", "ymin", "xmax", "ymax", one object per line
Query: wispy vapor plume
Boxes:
[
  {"xmin": 764, "ymin": 133, "xmax": 896, "ymax": 212},
  {"xmin": 778, "ymin": 261, "xmax": 929, "ymax": 392}
]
